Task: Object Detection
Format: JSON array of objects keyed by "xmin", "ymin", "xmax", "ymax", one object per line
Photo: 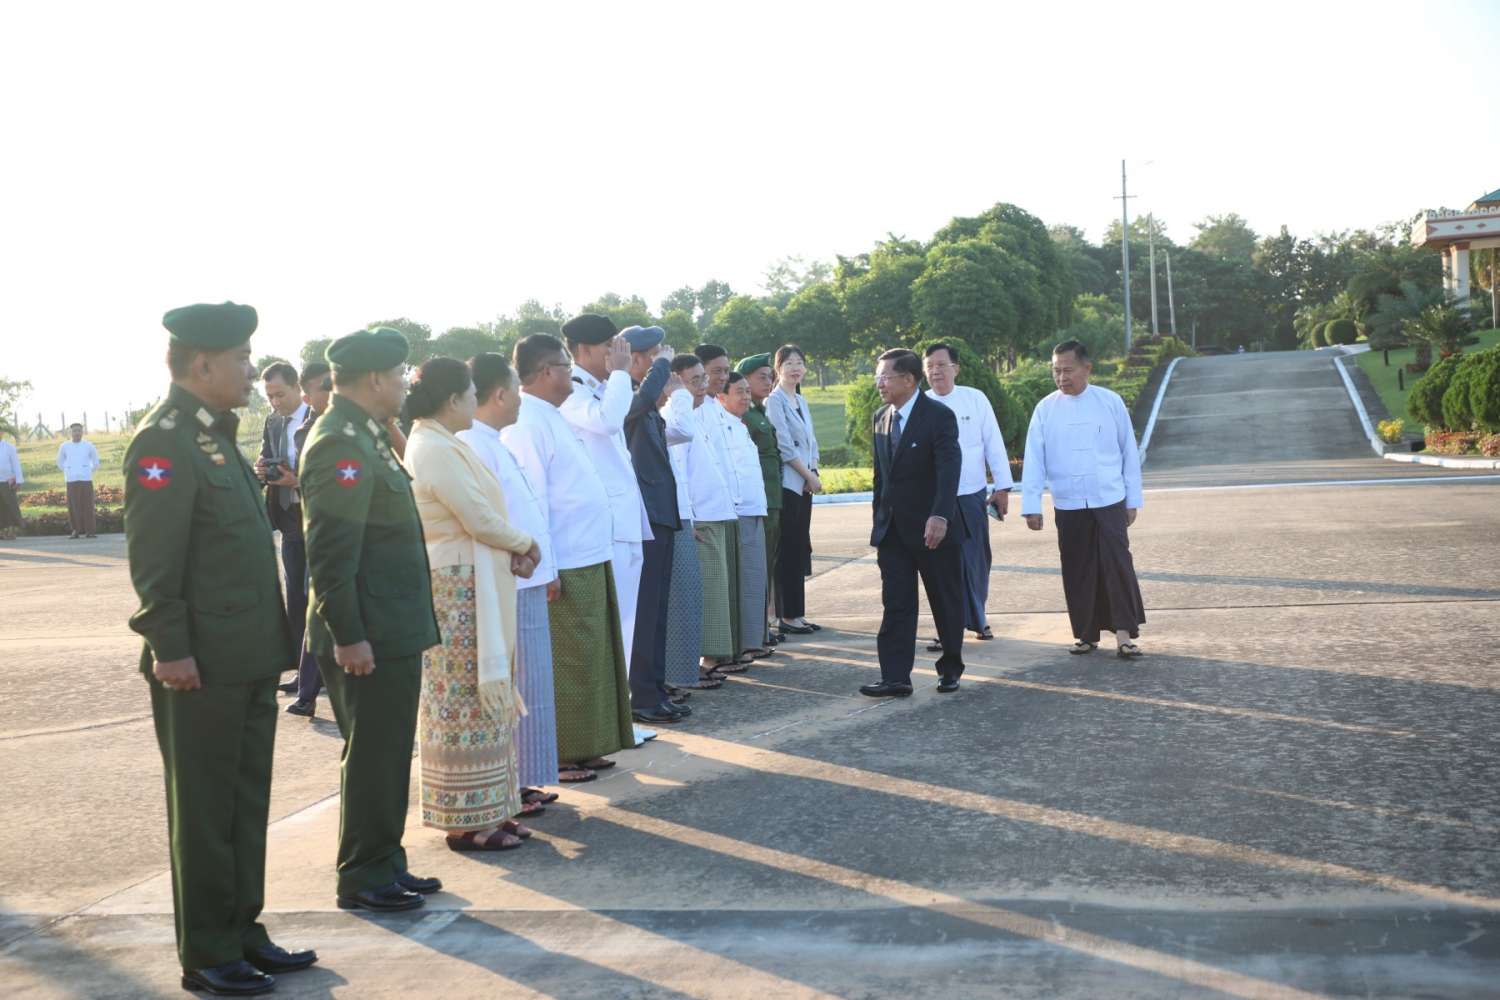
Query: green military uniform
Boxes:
[
  {"xmin": 300, "ymin": 330, "xmax": 439, "ymax": 899},
  {"xmin": 737, "ymin": 353, "xmax": 783, "ymax": 635},
  {"xmin": 124, "ymin": 303, "xmax": 294, "ymax": 973}
]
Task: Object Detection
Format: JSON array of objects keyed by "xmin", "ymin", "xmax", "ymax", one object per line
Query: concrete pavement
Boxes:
[{"xmin": 4, "ymin": 352, "xmax": 1500, "ymax": 997}]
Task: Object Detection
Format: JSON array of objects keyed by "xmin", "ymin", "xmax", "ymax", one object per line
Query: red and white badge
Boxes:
[
  {"xmin": 136, "ymin": 456, "xmax": 173, "ymax": 491},
  {"xmin": 335, "ymin": 459, "xmax": 363, "ymax": 487}
]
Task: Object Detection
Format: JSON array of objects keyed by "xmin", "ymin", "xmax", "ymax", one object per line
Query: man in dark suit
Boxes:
[
  {"xmin": 284, "ymin": 361, "xmax": 332, "ymax": 717},
  {"xmin": 621, "ymin": 326, "xmax": 688, "ymax": 724},
  {"xmin": 256, "ymin": 362, "xmax": 310, "ymax": 697},
  {"xmin": 863, "ymin": 348, "xmax": 966, "ymax": 697}
]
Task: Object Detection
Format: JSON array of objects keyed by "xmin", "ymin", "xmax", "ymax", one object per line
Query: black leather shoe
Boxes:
[
  {"xmin": 245, "ymin": 942, "xmax": 318, "ymax": 974},
  {"xmin": 665, "ymin": 700, "xmax": 691, "ymax": 718},
  {"xmin": 925, "ymin": 639, "xmax": 944, "ymax": 652},
  {"xmin": 633, "ymin": 706, "xmax": 682, "ymax": 724},
  {"xmin": 859, "ymin": 681, "xmax": 913, "ymax": 698},
  {"xmin": 181, "ymin": 960, "xmax": 275, "ymax": 995},
  {"xmin": 397, "ymin": 871, "xmax": 442, "ymax": 894},
  {"xmin": 336, "ymin": 882, "xmax": 424, "ymax": 911},
  {"xmin": 937, "ymin": 678, "xmax": 961, "ymax": 693},
  {"xmin": 276, "ymin": 681, "xmax": 298, "ymax": 694},
  {"xmin": 285, "ymin": 700, "xmax": 314, "ymax": 718}
]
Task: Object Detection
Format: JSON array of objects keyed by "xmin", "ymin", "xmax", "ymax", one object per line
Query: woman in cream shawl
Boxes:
[{"xmin": 404, "ymin": 358, "xmax": 541, "ymax": 852}]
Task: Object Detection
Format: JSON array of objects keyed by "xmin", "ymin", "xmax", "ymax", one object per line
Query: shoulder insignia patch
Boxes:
[
  {"xmin": 195, "ymin": 408, "xmax": 215, "ymax": 429},
  {"xmin": 158, "ymin": 408, "xmax": 179, "ymax": 431},
  {"xmin": 136, "ymin": 456, "xmax": 173, "ymax": 490},
  {"xmin": 335, "ymin": 459, "xmax": 363, "ymax": 487},
  {"xmin": 342, "ymin": 424, "xmax": 357, "ymax": 437}
]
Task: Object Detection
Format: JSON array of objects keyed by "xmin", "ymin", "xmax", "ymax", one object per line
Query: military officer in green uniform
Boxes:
[
  {"xmin": 125, "ymin": 302, "xmax": 317, "ymax": 997},
  {"xmin": 300, "ymin": 328, "xmax": 442, "ymax": 912},
  {"xmin": 736, "ymin": 352, "xmax": 784, "ymax": 645}
]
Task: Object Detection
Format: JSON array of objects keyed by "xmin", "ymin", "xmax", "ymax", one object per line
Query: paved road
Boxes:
[{"xmin": 4, "ymin": 357, "xmax": 1500, "ymax": 998}]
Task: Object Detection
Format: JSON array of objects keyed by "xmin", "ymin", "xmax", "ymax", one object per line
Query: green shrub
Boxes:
[
  {"xmin": 1310, "ymin": 323, "xmax": 1328, "ymax": 347},
  {"xmin": 817, "ymin": 445, "xmax": 855, "ymax": 468},
  {"xmin": 1441, "ymin": 357, "xmax": 1479, "ymax": 430},
  {"xmin": 845, "ymin": 377, "xmax": 879, "ymax": 461},
  {"xmin": 1407, "ymin": 354, "xmax": 1462, "ymax": 428},
  {"xmin": 1154, "ymin": 336, "xmax": 1195, "ymax": 362},
  {"xmin": 1325, "ymin": 319, "xmax": 1358, "ymax": 346},
  {"xmin": 1002, "ymin": 359, "xmax": 1058, "ymax": 425},
  {"xmin": 1464, "ymin": 346, "xmax": 1500, "ymax": 433}
]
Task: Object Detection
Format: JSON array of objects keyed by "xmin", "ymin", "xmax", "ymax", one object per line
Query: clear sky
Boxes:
[{"xmin": 3, "ymin": 0, "xmax": 1497, "ymax": 427}]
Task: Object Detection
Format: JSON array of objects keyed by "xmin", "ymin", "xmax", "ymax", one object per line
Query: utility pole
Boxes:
[
  {"xmin": 1147, "ymin": 214, "xmax": 1160, "ymax": 338},
  {"xmin": 1115, "ymin": 160, "xmax": 1135, "ymax": 353},
  {"xmin": 1165, "ymin": 250, "xmax": 1178, "ymax": 338}
]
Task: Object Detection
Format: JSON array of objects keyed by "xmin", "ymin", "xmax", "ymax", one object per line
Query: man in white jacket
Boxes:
[{"xmin": 57, "ymin": 422, "xmax": 100, "ymax": 538}]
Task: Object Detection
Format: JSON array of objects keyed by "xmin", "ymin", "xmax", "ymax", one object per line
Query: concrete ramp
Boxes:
[{"xmin": 1143, "ymin": 351, "xmax": 1373, "ymax": 474}]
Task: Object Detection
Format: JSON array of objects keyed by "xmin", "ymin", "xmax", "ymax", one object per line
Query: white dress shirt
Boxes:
[
  {"xmin": 0, "ymin": 440, "xmax": 22, "ymax": 484},
  {"xmin": 502, "ymin": 394, "xmax": 614, "ymax": 570},
  {"xmin": 284, "ymin": 402, "xmax": 310, "ymax": 468},
  {"xmin": 665, "ymin": 390, "xmax": 735, "ymax": 523},
  {"xmin": 458, "ymin": 420, "xmax": 558, "ymax": 590},
  {"xmin": 724, "ymin": 415, "xmax": 769, "ymax": 517},
  {"xmin": 56, "ymin": 440, "xmax": 100, "ymax": 483},
  {"xmin": 1020, "ymin": 385, "xmax": 1143, "ymax": 516},
  {"xmin": 559, "ymin": 365, "xmax": 651, "ymax": 543},
  {"xmin": 662, "ymin": 390, "xmax": 696, "ymax": 522},
  {"xmin": 926, "ymin": 385, "xmax": 1014, "ymax": 496}
]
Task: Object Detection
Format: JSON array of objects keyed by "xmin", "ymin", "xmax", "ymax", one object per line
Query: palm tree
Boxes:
[
  {"xmin": 1367, "ymin": 280, "xmax": 1446, "ymax": 362},
  {"xmin": 1402, "ymin": 302, "xmax": 1471, "ymax": 362}
]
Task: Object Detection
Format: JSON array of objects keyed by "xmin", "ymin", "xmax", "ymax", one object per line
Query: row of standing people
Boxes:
[{"xmin": 121, "ymin": 303, "xmax": 830, "ymax": 997}]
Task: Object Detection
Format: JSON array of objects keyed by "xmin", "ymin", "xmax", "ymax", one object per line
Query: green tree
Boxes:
[
  {"xmin": 934, "ymin": 202, "xmax": 1074, "ymax": 332},
  {"xmin": 1403, "ymin": 301, "xmax": 1471, "ymax": 360},
  {"xmin": 299, "ymin": 337, "xmax": 334, "ymax": 369},
  {"xmin": 1191, "ymin": 213, "xmax": 1258, "ymax": 263},
  {"xmin": 0, "ymin": 377, "xmax": 32, "ymax": 438},
  {"xmin": 580, "ymin": 293, "xmax": 653, "ymax": 332},
  {"xmin": 1046, "ymin": 293, "xmax": 1125, "ymax": 360},
  {"xmin": 706, "ymin": 296, "xmax": 779, "ymax": 359},
  {"xmin": 367, "ymin": 318, "xmax": 434, "ymax": 362},
  {"xmin": 1407, "ymin": 354, "xmax": 1462, "ymax": 428},
  {"xmin": 1050, "ymin": 225, "xmax": 1112, "ymax": 297},
  {"xmin": 763, "ymin": 255, "xmax": 834, "ymax": 307},
  {"xmin": 254, "ymin": 354, "xmax": 292, "ymax": 373},
  {"xmin": 660, "ymin": 286, "xmax": 698, "ymax": 318},
  {"xmin": 695, "ymin": 280, "xmax": 736, "ymax": 330},
  {"xmin": 780, "ymin": 282, "xmax": 851, "ymax": 387},
  {"xmin": 429, "ymin": 326, "xmax": 501, "ymax": 361},
  {"xmin": 910, "ymin": 239, "xmax": 1023, "ymax": 364},
  {"xmin": 836, "ymin": 237, "xmax": 925, "ymax": 349},
  {"xmin": 659, "ymin": 309, "xmax": 699, "ymax": 351}
]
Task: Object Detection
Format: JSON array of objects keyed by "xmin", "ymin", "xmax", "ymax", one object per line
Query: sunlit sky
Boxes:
[{"xmin": 3, "ymin": 0, "xmax": 1497, "ymax": 427}]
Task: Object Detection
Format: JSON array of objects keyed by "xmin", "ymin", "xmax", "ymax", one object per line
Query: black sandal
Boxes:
[
  {"xmin": 522, "ymin": 788, "xmax": 559, "ymax": 805},
  {"xmin": 447, "ymin": 829, "xmax": 523, "ymax": 852},
  {"xmin": 1068, "ymin": 641, "xmax": 1097, "ymax": 655},
  {"xmin": 557, "ymin": 767, "xmax": 597, "ymax": 783},
  {"xmin": 1117, "ymin": 642, "xmax": 1143, "ymax": 659},
  {"xmin": 974, "ymin": 626, "xmax": 994, "ymax": 641}
]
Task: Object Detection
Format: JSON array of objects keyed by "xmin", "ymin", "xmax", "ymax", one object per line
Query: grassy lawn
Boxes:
[
  {"xmin": 801, "ymin": 384, "xmax": 848, "ymax": 450},
  {"xmin": 1354, "ymin": 329, "xmax": 1500, "ymax": 424}
]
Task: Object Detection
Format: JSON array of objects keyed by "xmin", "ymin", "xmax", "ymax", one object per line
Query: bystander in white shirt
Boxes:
[
  {"xmin": 56, "ymin": 438, "xmax": 100, "ymax": 483},
  {"xmin": 926, "ymin": 384, "xmax": 1014, "ymax": 496},
  {"xmin": 1020, "ymin": 385, "xmax": 1143, "ymax": 516},
  {"xmin": 724, "ymin": 416, "xmax": 768, "ymax": 517},
  {"xmin": 458, "ymin": 421, "xmax": 557, "ymax": 590},
  {"xmin": 502, "ymin": 394, "xmax": 614, "ymax": 570},
  {"xmin": 284, "ymin": 401, "xmax": 310, "ymax": 468},
  {"xmin": 560, "ymin": 366, "xmax": 651, "ymax": 542},
  {"xmin": 0, "ymin": 439, "xmax": 22, "ymax": 485},
  {"xmin": 665, "ymin": 389, "xmax": 735, "ymax": 523}
]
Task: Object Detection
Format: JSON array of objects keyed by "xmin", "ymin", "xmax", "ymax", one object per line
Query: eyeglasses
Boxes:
[
  {"xmin": 874, "ymin": 374, "xmax": 913, "ymax": 384},
  {"xmin": 924, "ymin": 362, "xmax": 955, "ymax": 372}
]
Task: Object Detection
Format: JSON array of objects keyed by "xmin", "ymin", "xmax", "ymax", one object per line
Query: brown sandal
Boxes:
[
  {"xmin": 501, "ymin": 820, "xmax": 533, "ymax": 840},
  {"xmin": 557, "ymin": 767, "xmax": 596, "ymax": 783},
  {"xmin": 579, "ymin": 757, "xmax": 616, "ymax": 770},
  {"xmin": 447, "ymin": 829, "xmax": 523, "ymax": 852},
  {"xmin": 522, "ymin": 788, "xmax": 559, "ymax": 804}
]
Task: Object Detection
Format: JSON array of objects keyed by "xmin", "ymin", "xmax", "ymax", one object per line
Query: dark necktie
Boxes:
[{"xmin": 888, "ymin": 409, "xmax": 903, "ymax": 462}]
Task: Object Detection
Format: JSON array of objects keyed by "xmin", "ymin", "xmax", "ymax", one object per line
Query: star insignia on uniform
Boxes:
[{"xmin": 335, "ymin": 459, "xmax": 363, "ymax": 486}]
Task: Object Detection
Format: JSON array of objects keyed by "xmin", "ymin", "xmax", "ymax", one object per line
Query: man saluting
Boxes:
[
  {"xmin": 1021, "ymin": 339, "xmax": 1146, "ymax": 658},
  {"xmin": 301, "ymin": 328, "xmax": 443, "ymax": 912},
  {"xmin": 124, "ymin": 302, "xmax": 316, "ymax": 996}
]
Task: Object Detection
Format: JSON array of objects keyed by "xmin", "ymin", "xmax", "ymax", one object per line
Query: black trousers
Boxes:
[
  {"xmin": 629, "ymin": 525, "xmax": 675, "ymax": 709},
  {"xmin": 274, "ymin": 508, "xmax": 307, "ymax": 664},
  {"xmin": 875, "ymin": 532, "xmax": 965, "ymax": 684},
  {"xmin": 777, "ymin": 488, "xmax": 812, "ymax": 619}
]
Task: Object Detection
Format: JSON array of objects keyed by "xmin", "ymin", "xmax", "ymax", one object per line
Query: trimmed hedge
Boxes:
[
  {"xmin": 1407, "ymin": 355, "xmax": 1462, "ymax": 428},
  {"xmin": 1467, "ymin": 347, "xmax": 1500, "ymax": 433},
  {"xmin": 1325, "ymin": 319, "xmax": 1359, "ymax": 346}
]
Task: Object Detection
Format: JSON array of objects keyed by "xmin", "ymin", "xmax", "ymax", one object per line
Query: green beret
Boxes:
[
  {"xmin": 162, "ymin": 302, "xmax": 258, "ymax": 349},
  {"xmin": 326, "ymin": 327, "xmax": 410, "ymax": 373},
  {"xmin": 735, "ymin": 352, "xmax": 773, "ymax": 375},
  {"xmin": 561, "ymin": 313, "xmax": 618, "ymax": 346}
]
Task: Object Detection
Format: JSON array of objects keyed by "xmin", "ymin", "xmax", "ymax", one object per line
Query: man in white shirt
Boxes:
[
  {"xmin": 559, "ymin": 315, "xmax": 653, "ymax": 675},
  {"xmin": 670, "ymin": 351, "xmax": 740, "ymax": 678},
  {"xmin": 923, "ymin": 343, "xmax": 1014, "ymax": 645},
  {"xmin": 1021, "ymin": 339, "xmax": 1146, "ymax": 658},
  {"xmin": 0, "ymin": 431, "xmax": 23, "ymax": 537},
  {"xmin": 690, "ymin": 344, "xmax": 748, "ymax": 675},
  {"xmin": 460, "ymin": 352, "xmax": 564, "ymax": 803},
  {"xmin": 56, "ymin": 423, "xmax": 100, "ymax": 538},
  {"xmin": 503, "ymin": 334, "xmax": 635, "ymax": 780},
  {"xmin": 717, "ymin": 371, "xmax": 774, "ymax": 661}
]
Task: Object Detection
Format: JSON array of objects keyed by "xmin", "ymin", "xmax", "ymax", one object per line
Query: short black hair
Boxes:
[
  {"xmin": 405, "ymin": 357, "xmax": 472, "ymax": 420},
  {"xmin": 721, "ymin": 371, "xmax": 746, "ymax": 388},
  {"xmin": 514, "ymin": 334, "xmax": 567, "ymax": 382},
  {"xmin": 261, "ymin": 361, "xmax": 298, "ymax": 387},
  {"xmin": 470, "ymin": 352, "xmax": 515, "ymax": 402},
  {"xmin": 923, "ymin": 342, "xmax": 959, "ymax": 365},
  {"xmin": 694, "ymin": 344, "xmax": 728, "ymax": 364},
  {"xmin": 300, "ymin": 361, "xmax": 331, "ymax": 385},
  {"xmin": 1053, "ymin": 339, "xmax": 1089, "ymax": 362},
  {"xmin": 69, "ymin": 422, "xmax": 83, "ymax": 430},
  {"xmin": 670, "ymin": 354, "xmax": 704, "ymax": 375},
  {"xmin": 877, "ymin": 348, "xmax": 922, "ymax": 380}
]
